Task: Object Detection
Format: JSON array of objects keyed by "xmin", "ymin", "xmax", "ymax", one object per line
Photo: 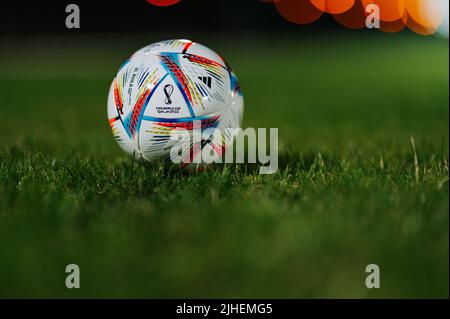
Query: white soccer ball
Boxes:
[{"xmin": 107, "ymin": 39, "xmax": 244, "ymax": 166}]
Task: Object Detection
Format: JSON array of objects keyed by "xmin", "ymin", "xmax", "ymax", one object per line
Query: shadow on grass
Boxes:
[{"xmin": 133, "ymin": 148, "xmax": 334, "ymax": 177}]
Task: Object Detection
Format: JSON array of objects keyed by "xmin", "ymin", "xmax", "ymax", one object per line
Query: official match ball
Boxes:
[{"xmin": 107, "ymin": 39, "xmax": 244, "ymax": 166}]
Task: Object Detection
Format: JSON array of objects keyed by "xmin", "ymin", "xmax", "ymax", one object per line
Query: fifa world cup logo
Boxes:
[{"xmin": 164, "ymin": 84, "xmax": 174, "ymax": 105}]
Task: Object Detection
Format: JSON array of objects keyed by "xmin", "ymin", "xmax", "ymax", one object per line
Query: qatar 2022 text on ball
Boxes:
[{"xmin": 107, "ymin": 39, "xmax": 244, "ymax": 166}]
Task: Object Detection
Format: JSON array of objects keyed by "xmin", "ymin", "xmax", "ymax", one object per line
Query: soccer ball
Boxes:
[{"xmin": 107, "ymin": 39, "xmax": 244, "ymax": 166}]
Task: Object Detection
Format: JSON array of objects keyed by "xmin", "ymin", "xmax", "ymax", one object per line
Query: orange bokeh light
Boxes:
[
  {"xmin": 264, "ymin": 0, "xmax": 443, "ymax": 36},
  {"xmin": 332, "ymin": 0, "xmax": 367, "ymax": 29},
  {"xmin": 404, "ymin": 0, "xmax": 444, "ymax": 34},
  {"xmin": 380, "ymin": 19, "xmax": 407, "ymax": 33},
  {"xmin": 311, "ymin": 0, "xmax": 356, "ymax": 15},
  {"xmin": 361, "ymin": 0, "xmax": 406, "ymax": 22},
  {"xmin": 275, "ymin": 0, "xmax": 324, "ymax": 25}
]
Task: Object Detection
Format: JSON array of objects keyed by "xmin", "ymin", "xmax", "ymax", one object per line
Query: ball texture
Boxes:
[{"xmin": 107, "ymin": 39, "xmax": 244, "ymax": 164}]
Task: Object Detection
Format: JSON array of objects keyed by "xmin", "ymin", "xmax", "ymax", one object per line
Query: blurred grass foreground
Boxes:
[{"xmin": 0, "ymin": 33, "xmax": 448, "ymax": 298}]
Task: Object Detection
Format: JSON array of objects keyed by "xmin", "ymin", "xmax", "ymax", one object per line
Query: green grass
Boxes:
[{"xmin": 0, "ymin": 33, "xmax": 448, "ymax": 298}]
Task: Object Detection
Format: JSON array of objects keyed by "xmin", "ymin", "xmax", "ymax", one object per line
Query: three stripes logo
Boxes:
[{"xmin": 198, "ymin": 76, "xmax": 212, "ymax": 88}]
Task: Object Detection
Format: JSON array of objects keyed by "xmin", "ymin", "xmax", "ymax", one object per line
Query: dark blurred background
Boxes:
[{"xmin": 1, "ymin": 0, "xmax": 364, "ymax": 36}]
